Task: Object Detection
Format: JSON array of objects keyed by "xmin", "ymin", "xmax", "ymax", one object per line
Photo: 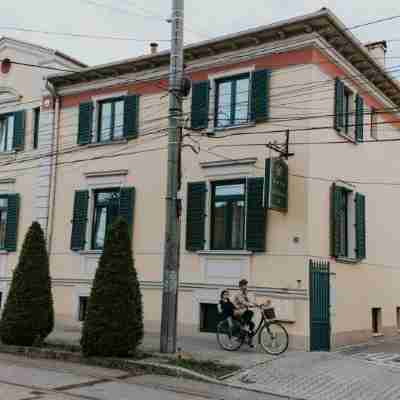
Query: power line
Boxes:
[
  {"xmin": 1, "ymin": 59, "xmax": 79, "ymax": 73},
  {"xmin": 347, "ymin": 14, "xmax": 400, "ymax": 31},
  {"xmin": 200, "ymin": 147, "xmax": 400, "ymax": 187},
  {"xmin": 0, "ymin": 26, "xmax": 170, "ymax": 42}
]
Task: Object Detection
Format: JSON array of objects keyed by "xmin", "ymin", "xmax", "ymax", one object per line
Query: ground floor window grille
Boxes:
[
  {"xmin": 372, "ymin": 307, "xmax": 382, "ymax": 334},
  {"xmin": 199, "ymin": 303, "xmax": 219, "ymax": 333},
  {"xmin": 78, "ymin": 296, "xmax": 89, "ymax": 321}
]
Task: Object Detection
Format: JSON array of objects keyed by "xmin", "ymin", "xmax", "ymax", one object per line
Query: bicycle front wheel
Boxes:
[
  {"xmin": 217, "ymin": 319, "xmax": 244, "ymax": 351},
  {"xmin": 259, "ymin": 322, "xmax": 289, "ymax": 355}
]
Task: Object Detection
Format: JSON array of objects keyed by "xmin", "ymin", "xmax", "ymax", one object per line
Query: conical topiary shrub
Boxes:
[
  {"xmin": 81, "ymin": 217, "xmax": 143, "ymax": 357},
  {"xmin": 0, "ymin": 221, "xmax": 54, "ymax": 346}
]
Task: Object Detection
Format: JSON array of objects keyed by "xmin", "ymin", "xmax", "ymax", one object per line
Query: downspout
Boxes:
[{"xmin": 45, "ymin": 79, "xmax": 60, "ymax": 256}]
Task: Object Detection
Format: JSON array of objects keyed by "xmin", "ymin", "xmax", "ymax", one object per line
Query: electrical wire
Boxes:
[{"xmin": 0, "ymin": 26, "xmax": 170, "ymax": 42}]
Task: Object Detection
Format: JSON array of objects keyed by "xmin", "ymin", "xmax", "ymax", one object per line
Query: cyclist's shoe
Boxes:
[{"xmin": 247, "ymin": 337, "xmax": 255, "ymax": 348}]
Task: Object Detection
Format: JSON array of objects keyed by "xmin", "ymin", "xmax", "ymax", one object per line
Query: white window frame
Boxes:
[
  {"xmin": 91, "ymin": 91, "xmax": 127, "ymax": 144},
  {"xmin": 335, "ymin": 181, "xmax": 357, "ymax": 261},
  {"xmin": 82, "ymin": 171, "xmax": 127, "ymax": 252},
  {"xmin": 207, "ymin": 66, "xmax": 255, "ymax": 134}
]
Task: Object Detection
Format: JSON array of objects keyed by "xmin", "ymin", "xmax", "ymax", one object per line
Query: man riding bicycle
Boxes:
[{"xmin": 233, "ymin": 279, "xmax": 263, "ymax": 346}]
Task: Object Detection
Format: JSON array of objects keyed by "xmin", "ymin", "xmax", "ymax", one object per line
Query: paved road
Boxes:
[
  {"xmin": 227, "ymin": 337, "xmax": 400, "ymax": 400},
  {"xmin": 0, "ymin": 353, "xmax": 282, "ymax": 400}
]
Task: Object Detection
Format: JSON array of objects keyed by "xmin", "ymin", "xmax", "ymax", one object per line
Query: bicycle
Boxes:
[{"xmin": 216, "ymin": 305, "xmax": 289, "ymax": 355}]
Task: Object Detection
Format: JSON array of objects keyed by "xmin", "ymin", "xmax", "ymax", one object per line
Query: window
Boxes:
[
  {"xmin": 343, "ymin": 87, "xmax": 354, "ymax": 136},
  {"xmin": 331, "ymin": 184, "xmax": 366, "ymax": 261},
  {"xmin": 33, "ymin": 107, "xmax": 40, "ymax": 149},
  {"xmin": 78, "ymin": 296, "xmax": 88, "ymax": 321},
  {"xmin": 370, "ymin": 107, "xmax": 378, "ymax": 139},
  {"xmin": 91, "ymin": 189, "xmax": 121, "ymax": 250},
  {"xmin": 0, "ymin": 197, "xmax": 8, "ymax": 250},
  {"xmin": 372, "ymin": 307, "xmax": 382, "ymax": 334},
  {"xmin": 200, "ymin": 303, "xmax": 220, "ymax": 333},
  {"xmin": 334, "ymin": 79, "xmax": 364, "ymax": 142},
  {"xmin": 186, "ymin": 178, "xmax": 265, "ymax": 252},
  {"xmin": 397, "ymin": 307, "xmax": 400, "ymax": 330},
  {"xmin": 215, "ymin": 74, "xmax": 250, "ymax": 128},
  {"xmin": 337, "ymin": 188, "xmax": 349, "ymax": 258},
  {"xmin": 97, "ymin": 98, "xmax": 124, "ymax": 142},
  {"xmin": 70, "ymin": 187, "xmax": 135, "ymax": 252},
  {"xmin": 0, "ymin": 114, "xmax": 15, "ymax": 152},
  {"xmin": 211, "ymin": 180, "xmax": 245, "ymax": 250}
]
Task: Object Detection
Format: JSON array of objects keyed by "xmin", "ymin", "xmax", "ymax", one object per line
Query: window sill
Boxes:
[
  {"xmin": 207, "ymin": 122, "xmax": 256, "ymax": 135},
  {"xmin": 335, "ymin": 257, "xmax": 362, "ymax": 264},
  {"xmin": 197, "ymin": 250, "xmax": 252, "ymax": 256},
  {"xmin": 336, "ymin": 131, "xmax": 358, "ymax": 144},
  {"xmin": 0, "ymin": 150, "xmax": 16, "ymax": 157},
  {"xmin": 0, "ymin": 250, "xmax": 8, "ymax": 255},
  {"xmin": 87, "ymin": 138, "xmax": 128, "ymax": 148},
  {"xmin": 372, "ymin": 333, "xmax": 384, "ymax": 338},
  {"xmin": 78, "ymin": 250, "xmax": 102, "ymax": 255}
]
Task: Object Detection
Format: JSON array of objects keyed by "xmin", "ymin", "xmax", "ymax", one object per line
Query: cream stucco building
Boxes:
[
  {"xmin": 0, "ymin": 36, "xmax": 84, "ymax": 315},
  {"xmin": 2, "ymin": 9, "xmax": 400, "ymax": 351}
]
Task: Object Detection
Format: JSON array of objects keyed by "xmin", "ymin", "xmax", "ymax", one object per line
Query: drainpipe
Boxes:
[{"xmin": 45, "ymin": 79, "xmax": 60, "ymax": 256}]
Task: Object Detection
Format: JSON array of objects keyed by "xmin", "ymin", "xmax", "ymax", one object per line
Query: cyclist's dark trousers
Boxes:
[{"xmin": 241, "ymin": 310, "xmax": 255, "ymax": 331}]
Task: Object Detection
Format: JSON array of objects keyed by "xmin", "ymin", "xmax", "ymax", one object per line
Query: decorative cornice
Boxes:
[
  {"xmin": 200, "ymin": 157, "xmax": 257, "ymax": 169},
  {"xmin": 84, "ymin": 169, "xmax": 128, "ymax": 178}
]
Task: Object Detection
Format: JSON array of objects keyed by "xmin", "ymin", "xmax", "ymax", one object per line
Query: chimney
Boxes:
[
  {"xmin": 365, "ymin": 41, "xmax": 387, "ymax": 67},
  {"xmin": 150, "ymin": 42, "xmax": 158, "ymax": 55}
]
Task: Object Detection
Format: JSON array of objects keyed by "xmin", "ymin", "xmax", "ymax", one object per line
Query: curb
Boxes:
[{"xmin": 0, "ymin": 344, "xmax": 305, "ymax": 400}]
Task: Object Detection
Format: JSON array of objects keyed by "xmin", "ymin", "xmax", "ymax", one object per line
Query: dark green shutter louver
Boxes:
[
  {"xmin": 119, "ymin": 187, "xmax": 135, "ymax": 240},
  {"xmin": 334, "ymin": 78, "xmax": 345, "ymax": 131},
  {"xmin": 251, "ymin": 69, "xmax": 271, "ymax": 122},
  {"xmin": 355, "ymin": 192, "xmax": 366, "ymax": 259},
  {"xmin": 246, "ymin": 177, "xmax": 266, "ymax": 252},
  {"xmin": 191, "ymin": 81, "xmax": 209, "ymax": 130},
  {"xmin": 77, "ymin": 102, "xmax": 93, "ymax": 145},
  {"xmin": 123, "ymin": 95, "xmax": 140, "ymax": 139},
  {"xmin": 13, "ymin": 110, "xmax": 26, "ymax": 150},
  {"xmin": 4, "ymin": 194, "xmax": 20, "ymax": 252},
  {"xmin": 186, "ymin": 182, "xmax": 206, "ymax": 251},
  {"xmin": 70, "ymin": 190, "xmax": 89, "ymax": 251},
  {"xmin": 355, "ymin": 95, "xmax": 364, "ymax": 142},
  {"xmin": 330, "ymin": 183, "xmax": 343, "ymax": 257}
]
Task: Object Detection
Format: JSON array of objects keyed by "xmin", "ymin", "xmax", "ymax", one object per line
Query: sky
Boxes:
[{"xmin": 1, "ymin": 0, "xmax": 400, "ymax": 71}]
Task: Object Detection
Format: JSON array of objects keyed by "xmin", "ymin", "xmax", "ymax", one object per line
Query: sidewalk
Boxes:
[
  {"xmin": 47, "ymin": 322, "xmax": 278, "ymax": 369},
  {"xmin": 227, "ymin": 350, "xmax": 400, "ymax": 400}
]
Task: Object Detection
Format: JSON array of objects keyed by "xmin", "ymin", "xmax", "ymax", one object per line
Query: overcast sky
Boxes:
[{"xmin": 1, "ymin": 0, "xmax": 399, "ymax": 71}]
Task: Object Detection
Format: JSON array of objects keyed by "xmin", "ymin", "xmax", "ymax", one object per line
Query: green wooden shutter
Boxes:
[
  {"xmin": 334, "ymin": 78, "xmax": 345, "ymax": 131},
  {"xmin": 186, "ymin": 182, "xmax": 206, "ymax": 251},
  {"xmin": 70, "ymin": 190, "xmax": 89, "ymax": 251},
  {"xmin": 77, "ymin": 102, "xmax": 93, "ymax": 145},
  {"xmin": 355, "ymin": 192, "xmax": 366, "ymax": 260},
  {"xmin": 355, "ymin": 95, "xmax": 364, "ymax": 142},
  {"xmin": 246, "ymin": 177, "xmax": 266, "ymax": 252},
  {"xmin": 123, "ymin": 95, "xmax": 140, "ymax": 139},
  {"xmin": 330, "ymin": 183, "xmax": 343, "ymax": 257},
  {"xmin": 4, "ymin": 194, "xmax": 20, "ymax": 252},
  {"xmin": 251, "ymin": 69, "xmax": 271, "ymax": 122},
  {"xmin": 119, "ymin": 187, "xmax": 135, "ymax": 240},
  {"xmin": 191, "ymin": 81, "xmax": 209, "ymax": 130},
  {"xmin": 13, "ymin": 110, "xmax": 26, "ymax": 150}
]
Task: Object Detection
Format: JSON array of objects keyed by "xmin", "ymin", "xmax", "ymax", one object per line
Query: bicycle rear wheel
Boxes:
[
  {"xmin": 259, "ymin": 322, "xmax": 289, "ymax": 355},
  {"xmin": 217, "ymin": 319, "xmax": 244, "ymax": 351}
]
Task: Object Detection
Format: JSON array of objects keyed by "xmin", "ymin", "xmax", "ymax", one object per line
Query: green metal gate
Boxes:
[{"xmin": 309, "ymin": 260, "xmax": 330, "ymax": 351}]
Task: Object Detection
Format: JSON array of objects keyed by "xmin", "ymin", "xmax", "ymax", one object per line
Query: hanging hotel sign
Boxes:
[{"xmin": 265, "ymin": 157, "xmax": 288, "ymax": 212}]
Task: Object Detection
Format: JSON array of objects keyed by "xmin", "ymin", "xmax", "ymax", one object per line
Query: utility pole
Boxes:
[{"xmin": 160, "ymin": 0, "xmax": 184, "ymax": 354}]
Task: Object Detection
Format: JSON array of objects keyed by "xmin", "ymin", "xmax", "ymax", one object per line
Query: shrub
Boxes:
[
  {"xmin": 0, "ymin": 222, "xmax": 54, "ymax": 346},
  {"xmin": 81, "ymin": 217, "xmax": 143, "ymax": 357}
]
